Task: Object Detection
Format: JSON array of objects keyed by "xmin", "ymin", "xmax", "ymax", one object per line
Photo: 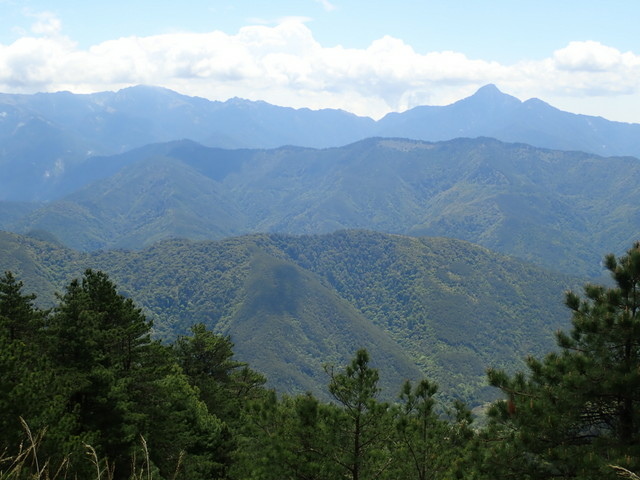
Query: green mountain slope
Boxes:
[
  {"xmin": 0, "ymin": 202, "xmax": 41, "ymax": 229},
  {"xmin": 268, "ymin": 230, "xmax": 575, "ymax": 399},
  {"xmin": 228, "ymin": 247, "xmax": 422, "ymax": 396},
  {"xmin": 0, "ymin": 230, "xmax": 576, "ymax": 404},
  {"xmin": 17, "ymin": 156, "xmax": 248, "ymax": 250},
  {"xmin": 13, "ymin": 137, "xmax": 640, "ymax": 277},
  {"xmin": 0, "ymin": 231, "xmax": 80, "ymax": 305}
]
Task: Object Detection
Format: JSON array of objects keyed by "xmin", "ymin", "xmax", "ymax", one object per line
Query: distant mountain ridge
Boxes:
[
  {"xmin": 6, "ymin": 137, "xmax": 639, "ymax": 278},
  {"xmin": 376, "ymin": 84, "xmax": 640, "ymax": 155},
  {"xmin": 2, "ymin": 84, "xmax": 640, "ymax": 201}
]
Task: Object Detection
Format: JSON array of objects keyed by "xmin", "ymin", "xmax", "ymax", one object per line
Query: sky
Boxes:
[{"xmin": 1, "ymin": 0, "xmax": 640, "ymax": 122}]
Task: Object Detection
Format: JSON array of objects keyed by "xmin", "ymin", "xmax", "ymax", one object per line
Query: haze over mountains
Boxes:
[
  {"xmin": 2, "ymin": 136, "xmax": 638, "ymax": 277},
  {"xmin": 1, "ymin": 84, "xmax": 638, "ymax": 402},
  {"xmin": 2, "ymin": 84, "xmax": 640, "ymax": 201}
]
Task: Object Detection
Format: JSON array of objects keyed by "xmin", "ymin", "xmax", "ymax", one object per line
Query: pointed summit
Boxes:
[
  {"xmin": 439, "ymin": 84, "xmax": 522, "ymax": 131},
  {"xmin": 458, "ymin": 84, "xmax": 522, "ymax": 108},
  {"xmin": 474, "ymin": 83, "xmax": 503, "ymax": 96}
]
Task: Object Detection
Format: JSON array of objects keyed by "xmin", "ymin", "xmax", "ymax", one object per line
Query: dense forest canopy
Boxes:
[
  {"xmin": 0, "ymin": 229, "xmax": 576, "ymax": 404},
  {"xmin": 1, "ymin": 241, "xmax": 640, "ymax": 479}
]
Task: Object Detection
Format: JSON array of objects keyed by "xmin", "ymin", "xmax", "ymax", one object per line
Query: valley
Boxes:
[
  {"xmin": 1, "ymin": 85, "xmax": 638, "ymax": 402},
  {"xmin": 1, "ymin": 84, "xmax": 639, "ymax": 480}
]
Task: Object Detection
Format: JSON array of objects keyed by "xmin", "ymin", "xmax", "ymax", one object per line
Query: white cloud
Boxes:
[
  {"xmin": 314, "ymin": 0, "xmax": 337, "ymax": 12},
  {"xmin": 29, "ymin": 11, "xmax": 62, "ymax": 37},
  {"xmin": 1, "ymin": 18, "xmax": 639, "ymax": 120},
  {"xmin": 554, "ymin": 41, "xmax": 626, "ymax": 72}
]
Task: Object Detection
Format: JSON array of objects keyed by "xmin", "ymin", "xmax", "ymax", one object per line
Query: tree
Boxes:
[
  {"xmin": 48, "ymin": 269, "xmax": 152, "ymax": 372},
  {"xmin": 235, "ymin": 351, "xmax": 392, "ymax": 480},
  {"xmin": 40, "ymin": 269, "xmax": 157, "ymax": 477},
  {"xmin": 37, "ymin": 270, "xmax": 239, "ymax": 479},
  {"xmin": 323, "ymin": 349, "xmax": 393, "ymax": 480},
  {"xmin": 173, "ymin": 323, "xmax": 266, "ymax": 478},
  {"xmin": 0, "ymin": 271, "xmax": 45, "ymax": 342},
  {"xmin": 173, "ymin": 323, "xmax": 265, "ymax": 424},
  {"xmin": 392, "ymin": 380, "xmax": 479, "ymax": 480},
  {"xmin": 394, "ymin": 379, "xmax": 443, "ymax": 480},
  {"xmin": 486, "ymin": 242, "xmax": 640, "ymax": 479},
  {"xmin": 141, "ymin": 364, "xmax": 228, "ymax": 480},
  {"xmin": 0, "ymin": 272, "xmax": 50, "ymax": 451},
  {"xmin": 0, "ymin": 270, "xmax": 264, "ymax": 479},
  {"xmin": 232, "ymin": 391, "xmax": 340, "ymax": 480}
]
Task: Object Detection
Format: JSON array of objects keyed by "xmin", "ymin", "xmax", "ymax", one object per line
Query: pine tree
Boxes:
[
  {"xmin": 43, "ymin": 269, "xmax": 156, "ymax": 478},
  {"xmin": 394, "ymin": 379, "xmax": 443, "ymax": 480},
  {"xmin": 173, "ymin": 323, "xmax": 266, "ymax": 478},
  {"xmin": 173, "ymin": 323, "xmax": 265, "ymax": 424},
  {"xmin": 0, "ymin": 271, "xmax": 44, "ymax": 342},
  {"xmin": 0, "ymin": 271, "xmax": 50, "ymax": 451},
  {"xmin": 0, "ymin": 270, "xmax": 254, "ymax": 479},
  {"xmin": 486, "ymin": 242, "xmax": 640, "ymax": 479},
  {"xmin": 392, "ymin": 380, "xmax": 479, "ymax": 480},
  {"xmin": 48, "ymin": 269, "xmax": 152, "ymax": 372},
  {"xmin": 323, "ymin": 349, "xmax": 393, "ymax": 480},
  {"xmin": 141, "ymin": 364, "xmax": 228, "ymax": 480},
  {"xmin": 233, "ymin": 391, "xmax": 339, "ymax": 480}
]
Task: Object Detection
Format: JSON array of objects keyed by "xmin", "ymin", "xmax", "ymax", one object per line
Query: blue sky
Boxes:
[{"xmin": 2, "ymin": 0, "xmax": 640, "ymax": 122}]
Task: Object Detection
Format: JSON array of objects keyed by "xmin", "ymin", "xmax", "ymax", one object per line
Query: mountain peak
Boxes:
[
  {"xmin": 107, "ymin": 85, "xmax": 202, "ymax": 106},
  {"xmin": 474, "ymin": 83, "xmax": 502, "ymax": 95},
  {"xmin": 468, "ymin": 84, "xmax": 521, "ymax": 103},
  {"xmin": 523, "ymin": 97, "xmax": 558, "ymax": 111},
  {"xmin": 449, "ymin": 84, "xmax": 522, "ymax": 113}
]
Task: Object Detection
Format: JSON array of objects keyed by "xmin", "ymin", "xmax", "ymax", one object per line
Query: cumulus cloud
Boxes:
[
  {"xmin": 1, "ymin": 17, "xmax": 639, "ymax": 120},
  {"xmin": 553, "ymin": 41, "xmax": 629, "ymax": 72},
  {"xmin": 544, "ymin": 41, "xmax": 640, "ymax": 96}
]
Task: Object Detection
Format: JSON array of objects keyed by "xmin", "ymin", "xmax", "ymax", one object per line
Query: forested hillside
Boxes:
[
  {"xmin": 0, "ymin": 229, "xmax": 576, "ymax": 403},
  {"xmin": 2, "ymin": 241, "xmax": 639, "ymax": 479},
  {"xmin": 5, "ymin": 137, "xmax": 639, "ymax": 278}
]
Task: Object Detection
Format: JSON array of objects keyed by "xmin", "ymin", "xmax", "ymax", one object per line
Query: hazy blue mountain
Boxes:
[
  {"xmin": 375, "ymin": 84, "xmax": 522, "ymax": 141},
  {"xmin": 375, "ymin": 84, "xmax": 640, "ymax": 157},
  {"xmin": 0, "ymin": 202, "xmax": 41, "ymax": 229},
  {"xmin": 0, "ymin": 86, "xmax": 375, "ymax": 152},
  {"xmin": 10, "ymin": 137, "xmax": 640, "ymax": 278},
  {"xmin": 0, "ymin": 103, "xmax": 93, "ymax": 200},
  {"xmin": 3, "ymin": 84, "xmax": 640, "ymax": 201},
  {"xmin": 0, "ymin": 229, "xmax": 576, "ymax": 403},
  {"xmin": 16, "ymin": 154, "xmax": 248, "ymax": 251},
  {"xmin": 0, "ymin": 86, "xmax": 373, "ymax": 200}
]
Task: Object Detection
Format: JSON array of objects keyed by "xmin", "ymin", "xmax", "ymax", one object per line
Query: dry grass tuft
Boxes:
[{"xmin": 1, "ymin": 420, "xmax": 183, "ymax": 480}]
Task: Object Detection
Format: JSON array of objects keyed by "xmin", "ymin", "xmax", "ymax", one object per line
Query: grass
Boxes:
[
  {"xmin": 0, "ymin": 418, "xmax": 66, "ymax": 480},
  {"xmin": 611, "ymin": 465, "xmax": 640, "ymax": 480},
  {"xmin": 0, "ymin": 419, "xmax": 184, "ymax": 480}
]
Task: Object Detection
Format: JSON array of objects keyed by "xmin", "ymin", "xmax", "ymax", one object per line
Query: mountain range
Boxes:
[
  {"xmin": 2, "ymin": 84, "xmax": 640, "ymax": 201},
  {"xmin": 0, "ymin": 84, "xmax": 638, "ymax": 403},
  {"xmin": 3, "ymin": 136, "xmax": 638, "ymax": 278}
]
